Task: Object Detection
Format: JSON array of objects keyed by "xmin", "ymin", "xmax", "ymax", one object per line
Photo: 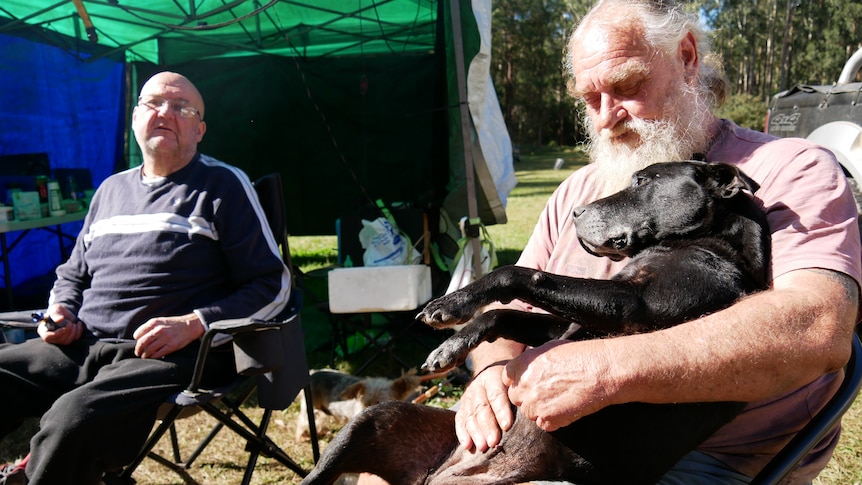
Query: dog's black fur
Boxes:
[{"xmin": 302, "ymin": 161, "xmax": 771, "ymax": 485}]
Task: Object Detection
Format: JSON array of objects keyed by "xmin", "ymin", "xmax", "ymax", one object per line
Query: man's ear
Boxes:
[
  {"xmin": 196, "ymin": 120, "xmax": 207, "ymax": 142},
  {"xmin": 680, "ymin": 31, "xmax": 699, "ymax": 82}
]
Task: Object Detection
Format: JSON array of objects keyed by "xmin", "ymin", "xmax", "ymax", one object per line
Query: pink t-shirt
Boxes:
[{"xmin": 515, "ymin": 119, "xmax": 862, "ymax": 480}]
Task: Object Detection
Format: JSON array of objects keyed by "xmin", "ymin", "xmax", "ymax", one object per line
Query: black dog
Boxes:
[{"xmin": 302, "ymin": 161, "xmax": 770, "ymax": 485}]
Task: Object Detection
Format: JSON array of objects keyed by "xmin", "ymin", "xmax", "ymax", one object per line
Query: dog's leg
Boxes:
[
  {"xmin": 420, "ymin": 252, "xmax": 749, "ymax": 335},
  {"xmin": 417, "ymin": 266, "xmax": 534, "ymax": 327},
  {"xmin": 301, "ymin": 402, "xmax": 459, "ymax": 485},
  {"xmin": 296, "ymin": 389, "xmax": 311, "ymax": 442},
  {"xmin": 418, "ymin": 265, "xmax": 647, "ymax": 333},
  {"xmin": 423, "ymin": 310, "xmax": 581, "ymax": 372}
]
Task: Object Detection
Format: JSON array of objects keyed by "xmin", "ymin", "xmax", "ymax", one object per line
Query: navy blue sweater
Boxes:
[{"xmin": 49, "ymin": 154, "xmax": 291, "ymax": 340}]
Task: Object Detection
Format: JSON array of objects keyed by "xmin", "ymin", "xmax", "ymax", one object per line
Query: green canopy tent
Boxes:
[{"xmin": 0, "ymin": 0, "xmax": 515, "ymax": 247}]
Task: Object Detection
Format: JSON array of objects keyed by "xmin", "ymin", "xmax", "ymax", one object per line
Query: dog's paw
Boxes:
[
  {"xmin": 417, "ymin": 296, "xmax": 475, "ymax": 328},
  {"xmin": 422, "ymin": 342, "xmax": 469, "ymax": 372},
  {"xmin": 416, "ymin": 306, "xmax": 455, "ymax": 328}
]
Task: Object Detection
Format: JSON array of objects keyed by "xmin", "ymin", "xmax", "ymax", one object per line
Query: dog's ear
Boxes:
[
  {"xmin": 340, "ymin": 382, "xmax": 366, "ymax": 400},
  {"xmin": 709, "ymin": 162, "xmax": 758, "ymax": 199},
  {"xmin": 391, "ymin": 374, "xmax": 422, "ymax": 400}
]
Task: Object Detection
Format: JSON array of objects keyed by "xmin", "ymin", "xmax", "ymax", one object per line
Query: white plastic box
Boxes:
[{"xmin": 327, "ymin": 265, "xmax": 432, "ymax": 314}]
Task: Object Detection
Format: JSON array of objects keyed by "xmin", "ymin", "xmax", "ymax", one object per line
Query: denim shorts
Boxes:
[{"xmin": 530, "ymin": 451, "xmax": 753, "ymax": 485}]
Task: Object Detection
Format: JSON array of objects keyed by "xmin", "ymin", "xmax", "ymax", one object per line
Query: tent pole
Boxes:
[
  {"xmin": 72, "ymin": 0, "xmax": 98, "ymax": 42},
  {"xmin": 449, "ymin": 0, "xmax": 483, "ymax": 281}
]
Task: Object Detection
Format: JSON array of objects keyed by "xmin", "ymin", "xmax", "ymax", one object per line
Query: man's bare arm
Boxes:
[{"xmin": 503, "ymin": 268, "xmax": 859, "ymax": 431}]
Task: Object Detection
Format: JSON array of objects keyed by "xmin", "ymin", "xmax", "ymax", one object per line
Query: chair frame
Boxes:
[
  {"xmin": 107, "ymin": 302, "xmax": 319, "ymax": 484},
  {"xmin": 327, "ymin": 309, "xmax": 428, "ymax": 374},
  {"xmin": 751, "ymin": 331, "xmax": 862, "ymax": 484}
]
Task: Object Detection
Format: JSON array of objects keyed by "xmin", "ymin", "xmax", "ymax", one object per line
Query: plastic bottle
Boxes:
[
  {"xmin": 35, "ymin": 176, "xmax": 49, "ymax": 203},
  {"xmin": 47, "ymin": 179, "xmax": 65, "ymax": 216},
  {"xmin": 67, "ymin": 174, "xmax": 79, "ymax": 201}
]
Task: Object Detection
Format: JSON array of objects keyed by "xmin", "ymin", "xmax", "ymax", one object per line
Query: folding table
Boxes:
[{"xmin": 0, "ymin": 211, "xmax": 86, "ymax": 308}]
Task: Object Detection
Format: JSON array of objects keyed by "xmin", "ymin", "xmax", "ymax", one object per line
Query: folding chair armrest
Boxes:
[
  {"xmin": 183, "ymin": 288, "xmax": 303, "ymax": 395},
  {"xmin": 208, "ymin": 318, "xmax": 285, "ymax": 334},
  {"xmin": 184, "ymin": 311, "xmax": 300, "ymax": 394}
]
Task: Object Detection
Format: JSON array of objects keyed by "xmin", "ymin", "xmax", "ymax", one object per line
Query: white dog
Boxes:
[{"xmin": 295, "ymin": 369, "xmax": 426, "ymax": 442}]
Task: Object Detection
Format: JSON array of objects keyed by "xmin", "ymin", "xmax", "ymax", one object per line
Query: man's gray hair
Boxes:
[{"xmin": 566, "ymin": 0, "xmax": 728, "ymax": 109}]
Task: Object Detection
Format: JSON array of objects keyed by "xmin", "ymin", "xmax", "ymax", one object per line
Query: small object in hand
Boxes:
[{"xmin": 31, "ymin": 312, "xmax": 65, "ymax": 331}]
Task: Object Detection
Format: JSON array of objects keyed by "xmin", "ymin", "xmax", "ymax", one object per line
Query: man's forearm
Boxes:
[{"xmin": 603, "ymin": 269, "xmax": 858, "ymax": 406}]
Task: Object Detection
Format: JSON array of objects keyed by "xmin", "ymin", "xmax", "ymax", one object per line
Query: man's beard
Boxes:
[{"xmin": 584, "ymin": 81, "xmax": 714, "ymax": 198}]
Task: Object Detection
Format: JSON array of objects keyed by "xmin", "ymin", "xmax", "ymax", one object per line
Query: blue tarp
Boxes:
[{"xmin": 0, "ymin": 33, "xmax": 124, "ymax": 293}]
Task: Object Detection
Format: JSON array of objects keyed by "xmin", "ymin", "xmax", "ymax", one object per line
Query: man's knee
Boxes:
[{"xmin": 37, "ymin": 391, "xmax": 100, "ymax": 437}]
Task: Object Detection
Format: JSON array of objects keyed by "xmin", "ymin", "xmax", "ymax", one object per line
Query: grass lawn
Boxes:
[{"xmin": 1, "ymin": 145, "xmax": 860, "ymax": 483}]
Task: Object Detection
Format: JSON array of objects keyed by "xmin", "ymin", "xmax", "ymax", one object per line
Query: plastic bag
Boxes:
[
  {"xmin": 445, "ymin": 217, "xmax": 497, "ymax": 295},
  {"xmin": 358, "ymin": 217, "xmax": 421, "ymax": 266}
]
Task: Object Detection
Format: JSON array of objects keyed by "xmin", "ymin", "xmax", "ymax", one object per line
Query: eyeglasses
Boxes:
[{"xmin": 137, "ymin": 96, "xmax": 202, "ymax": 120}]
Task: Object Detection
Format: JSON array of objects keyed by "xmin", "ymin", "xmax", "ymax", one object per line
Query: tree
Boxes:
[
  {"xmin": 703, "ymin": 0, "xmax": 862, "ymax": 100},
  {"xmin": 490, "ymin": 0, "xmax": 591, "ymax": 145},
  {"xmin": 490, "ymin": 0, "xmax": 862, "ymax": 145}
]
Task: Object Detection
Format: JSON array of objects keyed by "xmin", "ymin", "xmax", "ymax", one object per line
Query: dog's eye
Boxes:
[{"xmin": 633, "ymin": 176, "xmax": 649, "ymax": 187}]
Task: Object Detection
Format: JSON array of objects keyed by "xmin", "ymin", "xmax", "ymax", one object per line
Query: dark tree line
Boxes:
[
  {"xmin": 704, "ymin": 0, "xmax": 862, "ymax": 101},
  {"xmin": 490, "ymin": 0, "xmax": 862, "ymax": 145}
]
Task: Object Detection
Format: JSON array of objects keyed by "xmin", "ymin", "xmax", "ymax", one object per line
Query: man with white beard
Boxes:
[
  {"xmin": 452, "ymin": 1, "xmax": 861, "ymax": 484},
  {"xmin": 355, "ymin": 1, "xmax": 860, "ymax": 484}
]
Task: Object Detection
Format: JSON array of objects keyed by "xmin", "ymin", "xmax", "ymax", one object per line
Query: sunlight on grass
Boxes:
[
  {"xmin": 815, "ymin": 393, "xmax": 862, "ymax": 484},
  {"xmin": 289, "ymin": 235, "xmax": 338, "ymax": 273},
  {"xmin": 486, "ymin": 145, "xmax": 588, "ymax": 265}
]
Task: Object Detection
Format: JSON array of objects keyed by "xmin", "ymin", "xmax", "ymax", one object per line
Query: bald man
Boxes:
[{"xmin": 0, "ymin": 72, "xmax": 291, "ymax": 485}]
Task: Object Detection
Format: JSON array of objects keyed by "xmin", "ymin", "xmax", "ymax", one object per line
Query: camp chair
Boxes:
[
  {"xmin": 104, "ymin": 172, "xmax": 320, "ymax": 484},
  {"xmin": 751, "ymin": 331, "xmax": 862, "ymax": 484},
  {"xmin": 104, "ymin": 287, "xmax": 318, "ymax": 485}
]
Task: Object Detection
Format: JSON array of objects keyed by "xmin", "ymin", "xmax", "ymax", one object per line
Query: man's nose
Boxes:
[
  {"xmin": 153, "ymin": 101, "xmax": 177, "ymax": 118},
  {"xmin": 596, "ymin": 94, "xmax": 627, "ymax": 132}
]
